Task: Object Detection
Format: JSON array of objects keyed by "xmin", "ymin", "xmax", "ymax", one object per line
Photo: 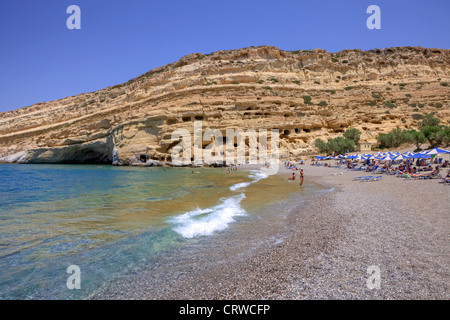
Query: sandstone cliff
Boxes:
[{"xmin": 0, "ymin": 46, "xmax": 449, "ymax": 165}]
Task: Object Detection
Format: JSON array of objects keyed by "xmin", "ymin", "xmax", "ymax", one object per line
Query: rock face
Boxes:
[{"xmin": 0, "ymin": 46, "xmax": 449, "ymax": 164}]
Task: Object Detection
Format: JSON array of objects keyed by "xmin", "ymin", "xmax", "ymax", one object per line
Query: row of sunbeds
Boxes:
[{"xmin": 341, "ymin": 162, "xmax": 447, "ymax": 182}]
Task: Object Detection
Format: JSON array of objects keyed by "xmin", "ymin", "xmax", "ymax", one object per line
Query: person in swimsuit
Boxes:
[{"xmin": 299, "ymin": 169, "xmax": 304, "ymax": 186}]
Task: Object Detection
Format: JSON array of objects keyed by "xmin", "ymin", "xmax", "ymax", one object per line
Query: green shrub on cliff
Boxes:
[
  {"xmin": 314, "ymin": 128, "xmax": 360, "ymax": 154},
  {"xmin": 315, "ymin": 137, "xmax": 356, "ymax": 155},
  {"xmin": 343, "ymin": 128, "xmax": 361, "ymax": 145},
  {"xmin": 303, "ymin": 95, "xmax": 312, "ymax": 105}
]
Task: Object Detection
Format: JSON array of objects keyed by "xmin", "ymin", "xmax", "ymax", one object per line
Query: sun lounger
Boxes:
[
  {"xmin": 363, "ymin": 175, "xmax": 383, "ymax": 182},
  {"xmin": 353, "ymin": 175, "xmax": 373, "ymax": 180},
  {"xmin": 412, "ymin": 171, "xmax": 441, "ymax": 180},
  {"xmin": 353, "ymin": 175, "xmax": 382, "ymax": 182},
  {"xmin": 353, "ymin": 175, "xmax": 378, "ymax": 181}
]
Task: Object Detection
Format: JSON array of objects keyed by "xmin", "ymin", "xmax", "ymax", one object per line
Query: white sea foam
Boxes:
[
  {"xmin": 229, "ymin": 182, "xmax": 252, "ymax": 191},
  {"xmin": 169, "ymin": 193, "xmax": 246, "ymax": 238},
  {"xmin": 249, "ymin": 170, "xmax": 269, "ymax": 181},
  {"xmin": 229, "ymin": 170, "xmax": 268, "ymax": 191}
]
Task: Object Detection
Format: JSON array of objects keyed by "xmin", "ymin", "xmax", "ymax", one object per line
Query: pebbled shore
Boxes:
[{"xmin": 94, "ymin": 164, "xmax": 449, "ymax": 300}]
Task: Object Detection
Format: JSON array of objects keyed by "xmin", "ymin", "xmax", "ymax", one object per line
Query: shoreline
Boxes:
[{"xmin": 94, "ymin": 163, "xmax": 449, "ymax": 299}]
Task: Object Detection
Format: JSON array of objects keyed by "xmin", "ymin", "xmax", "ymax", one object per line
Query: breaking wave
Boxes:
[{"xmin": 168, "ymin": 193, "xmax": 246, "ymax": 238}]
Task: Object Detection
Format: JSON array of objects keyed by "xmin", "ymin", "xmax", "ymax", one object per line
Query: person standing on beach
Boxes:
[{"xmin": 299, "ymin": 169, "xmax": 304, "ymax": 186}]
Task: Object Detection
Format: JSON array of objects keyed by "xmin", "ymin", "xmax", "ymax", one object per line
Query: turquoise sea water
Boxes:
[{"xmin": 0, "ymin": 164, "xmax": 322, "ymax": 299}]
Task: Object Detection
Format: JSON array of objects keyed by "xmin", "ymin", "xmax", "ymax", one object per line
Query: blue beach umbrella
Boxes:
[
  {"xmin": 426, "ymin": 148, "xmax": 450, "ymax": 155},
  {"xmin": 393, "ymin": 154, "xmax": 409, "ymax": 160},
  {"xmin": 409, "ymin": 153, "xmax": 431, "ymax": 159},
  {"xmin": 381, "ymin": 155, "xmax": 395, "ymax": 161}
]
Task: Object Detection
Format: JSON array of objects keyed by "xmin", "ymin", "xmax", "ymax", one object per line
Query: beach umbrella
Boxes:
[
  {"xmin": 426, "ymin": 148, "xmax": 450, "ymax": 155},
  {"xmin": 405, "ymin": 151, "xmax": 415, "ymax": 156},
  {"xmin": 372, "ymin": 152, "xmax": 383, "ymax": 159},
  {"xmin": 390, "ymin": 152, "xmax": 400, "ymax": 159},
  {"xmin": 425, "ymin": 148, "xmax": 450, "ymax": 164},
  {"xmin": 393, "ymin": 154, "xmax": 409, "ymax": 160},
  {"xmin": 409, "ymin": 153, "xmax": 431, "ymax": 159},
  {"xmin": 381, "ymin": 155, "xmax": 395, "ymax": 161}
]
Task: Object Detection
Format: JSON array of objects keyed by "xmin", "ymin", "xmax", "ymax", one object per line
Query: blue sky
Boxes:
[{"xmin": 0, "ymin": 0, "xmax": 449, "ymax": 113}]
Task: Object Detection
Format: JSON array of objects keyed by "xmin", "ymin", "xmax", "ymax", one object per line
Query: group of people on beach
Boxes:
[
  {"xmin": 284, "ymin": 160, "xmax": 304, "ymax": 185},
  {"xmin": 321, "ymin": 153, "xmax": 450, "ymax": 183},
  {"xmin": 226, "ymin": 165, "xmax": 238, "ymax": 174}
]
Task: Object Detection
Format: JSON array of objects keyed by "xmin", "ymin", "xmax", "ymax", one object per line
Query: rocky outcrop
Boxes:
[{"xmin": 0, "ymin": 46, "xmax": 449, "ymax": 164}]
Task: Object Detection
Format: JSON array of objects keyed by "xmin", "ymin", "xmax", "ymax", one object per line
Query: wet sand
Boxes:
[{"xmin": 94, "ymin": 163, "xmax": 449, "ymax": 299}]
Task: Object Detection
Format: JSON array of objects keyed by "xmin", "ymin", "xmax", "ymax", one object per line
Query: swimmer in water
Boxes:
[{"xmin": 299, "ymin": 169, "xmax": 304, "ymax": 186}]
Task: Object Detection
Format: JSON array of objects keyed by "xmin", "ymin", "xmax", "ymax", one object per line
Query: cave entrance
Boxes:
[{"xmin": 140, "ymin": 154, "xmax": 148, "ymax": 163}]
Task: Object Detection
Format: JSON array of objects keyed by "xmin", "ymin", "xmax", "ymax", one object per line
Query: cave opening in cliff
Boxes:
[
  {"xmin": 140, "ymin": 154, "xmax": 147, "ymax": 163},
  {"xmin": 56, "ymin": 149, "xmax": 112, "ymax": 165}
]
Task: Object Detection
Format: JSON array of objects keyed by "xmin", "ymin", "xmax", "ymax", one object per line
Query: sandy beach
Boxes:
[{"xmin": 94, "ymin": 163, "xmax": 449, "ymax": 300}]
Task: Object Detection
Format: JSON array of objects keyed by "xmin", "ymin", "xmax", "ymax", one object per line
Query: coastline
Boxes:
[{"xmin": 94, "ymin": 163, "xmax": 449, "ymax": 299}]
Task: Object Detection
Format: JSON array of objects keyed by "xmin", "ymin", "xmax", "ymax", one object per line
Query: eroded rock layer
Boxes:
[{"xmin": 0, "ymin": 46, "xmax": 449, "ymax": 164}]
